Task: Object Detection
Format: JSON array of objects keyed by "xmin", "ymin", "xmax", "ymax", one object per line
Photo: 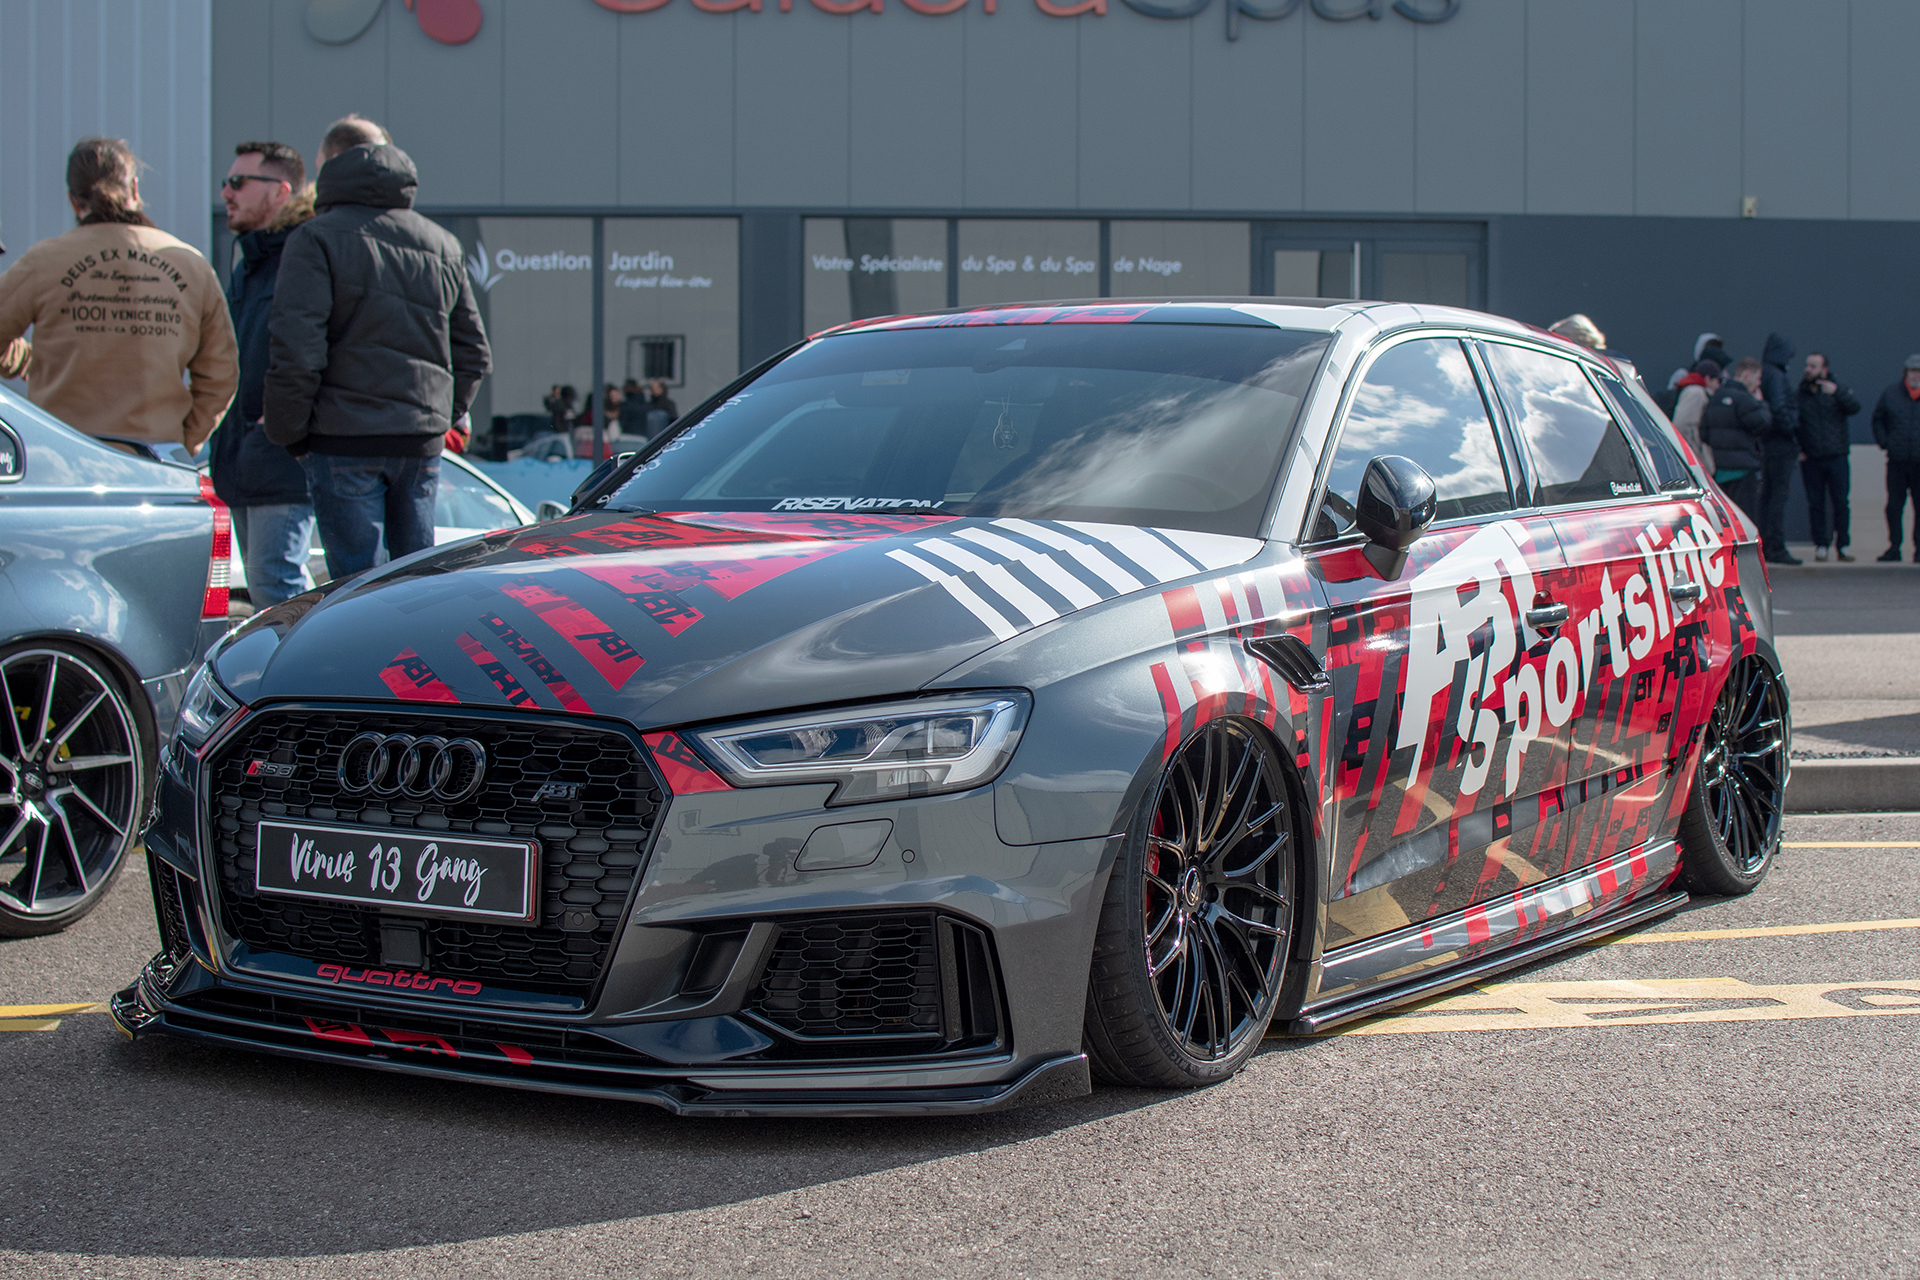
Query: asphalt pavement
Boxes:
[
  {"xmin": 1771, "ymin": 562, "xmax": 1920, "ymax": 762},
  {"xmin": 5, "ymin": 812, "xmax": 1919, "ymax": 1279}
]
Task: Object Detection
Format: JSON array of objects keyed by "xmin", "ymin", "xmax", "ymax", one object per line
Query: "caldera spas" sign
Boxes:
[{"xmin": 593, "ymin": 0, "xmax": 1458, "ymax": 42}]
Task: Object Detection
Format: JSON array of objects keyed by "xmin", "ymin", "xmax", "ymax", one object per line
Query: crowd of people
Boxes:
[
  {"xmin": 539, "ymin": 377, "xmax": 677, "ymax": 461},
  {"xmin": 1554, "ymin": 315, "xmax": 1920, "ymax": 565},
  {"xmin": 0, "ymin": 116, "xmax": 491, "ymax": 606}
]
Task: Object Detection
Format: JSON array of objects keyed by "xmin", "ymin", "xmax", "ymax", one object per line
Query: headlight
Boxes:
[
  {"xmin": 687, "ymin": 691, "xmax": 1030, "ymax": 805},
  {"xmin": 175, "ymin": 662, "xmax": 241, "ymax": 752}
]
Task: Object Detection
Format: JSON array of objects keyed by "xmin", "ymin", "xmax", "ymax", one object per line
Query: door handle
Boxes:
[
  {"xmin": 1670, "ymin": 580, "xmax": 1705, "ymax": 608},
  {"xmin": 1524, "ymin": 603, "xmax": 1570, "ymax": 631}
]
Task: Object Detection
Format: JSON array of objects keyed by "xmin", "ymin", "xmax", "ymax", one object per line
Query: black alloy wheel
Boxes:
[
  {"xmin": 1678, "ymin": 657, "xmax": 1788, "ymax": 896},
  {"xmin": 1084, "ymin": 717, "xmax": 1297, "ymax": 1087},
  {"xmin": 0, "ymin": 644, "xmax": 148, "ymax": 935}
]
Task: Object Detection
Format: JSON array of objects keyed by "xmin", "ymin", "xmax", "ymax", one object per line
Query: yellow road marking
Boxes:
[
  {"xmin": 0, "ymin": 1018, "xmax": 64, "ymax": 1032},
  {"xmin": 1784, "ymin": 841, "xmax": 1920, "ymax": 848},
  {"xmin": 0, "ymin": 1002, "xmax": 105, "ymax": 1017},
  {"xmin": 1338, "ymin": 977, "xmax": 1920, "ymax": 1035},
  {"xmin": 1598, "ymin": 917, "xmax": 1920, "ymax": 944}
]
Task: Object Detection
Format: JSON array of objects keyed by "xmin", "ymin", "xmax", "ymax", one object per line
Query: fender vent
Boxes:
[{"xmin": 1244, "ymin": 634, "xmax": 1330, "ymax": 691}]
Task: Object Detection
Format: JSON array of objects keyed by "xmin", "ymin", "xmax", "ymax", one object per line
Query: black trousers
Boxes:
[
  {"xmin": 1722, "ymin": 471, "xmax": 1762, "ymax": 525},
  {"xmin": 1801, "ymin": 454, "xmax": 1851, "ymax": 549},
  {"xmin": 1759, "ymin": 438, "xmax": 1799, "ymax": 556},
  {"xmin": 1887, "ymin": 458, "xmax": 1920, "ymax": 552}
]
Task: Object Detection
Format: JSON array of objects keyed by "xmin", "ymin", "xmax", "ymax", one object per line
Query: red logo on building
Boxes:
[{"xmin": 307, "ymin": 0, "xmax": 482, "ymax": 47}]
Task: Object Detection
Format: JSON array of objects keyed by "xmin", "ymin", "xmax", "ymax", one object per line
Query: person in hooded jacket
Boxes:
[
  {"xmin": 1702, "ymin": 357, "xmax": 1772, "ymax": 521},
  {"xmin": 264, "ymin": 116, "xmax": 491, "ymax": 579},
  {"xmin": 1671, "ymin": 359, "xmax": 1721, "ymax": 471},
  {"xmin": 1870, "ymin": 355, "xmax": 1920, "ymax": 562},
  {"xmin": 1795, "ymin": 351, "xmax": 1860, "ymax": 562},
  {"xmin": 210, "ymin": 140, "xmax": 316, "ymax": 607},
  {"xmin": 1757, "ymin": 333, "xmax": 1803, "ymax": 563}
]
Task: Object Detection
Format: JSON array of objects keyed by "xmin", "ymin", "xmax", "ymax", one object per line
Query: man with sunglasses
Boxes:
[{"xmin": 211, "ymin": 141, "xmax": 316, "ymax": 607}]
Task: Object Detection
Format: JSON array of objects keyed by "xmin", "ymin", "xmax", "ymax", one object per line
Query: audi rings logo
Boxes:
[{"xmin": 336, "ymin": 733, "xmax": 487, "ymax": 802}]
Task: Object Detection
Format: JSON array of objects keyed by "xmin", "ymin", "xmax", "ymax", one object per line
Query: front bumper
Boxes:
[
  {"xmin": 129, "ymin": 701, "xmax": 1116, "ymax": 1116},
  {"xmin": 110, "ymin": 955, "xmax": 1090, "ymax": 1116}
]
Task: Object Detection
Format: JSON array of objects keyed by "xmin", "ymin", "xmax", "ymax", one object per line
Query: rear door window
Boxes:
[
  {"xmin": 1313, "ymin": 336, "xmax": 1512, "ymax": 540},
  {"xmin": 1480, "ymin": 342, "xmax": 1651, "ymax": 507},
  {"xmin": 1599, "ymin": 376, "xmax": 1697, "ymax": 491}
]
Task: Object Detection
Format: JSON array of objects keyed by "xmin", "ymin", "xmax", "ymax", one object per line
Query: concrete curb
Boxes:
[{"xmin": 1786, "ymin": 758, "xmax": 1920, "ymax": 813}]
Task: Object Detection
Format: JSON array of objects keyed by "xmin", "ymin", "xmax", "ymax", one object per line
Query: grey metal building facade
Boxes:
[{"xmin": 9, "ymin": 0, "xmax": 1896, "ymax": 448}]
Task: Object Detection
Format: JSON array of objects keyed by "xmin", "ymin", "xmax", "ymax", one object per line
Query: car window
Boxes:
[
  {"xmin": 1313, "ymin": 336, "xmax": 1511, "ymax": 540},
  {"xmin": 437, "ymin": 464, "xmax": 521, "ymax": 529},
  {"xmin": 1599, "ymin": 375, "xmax": 1696, "ymax": 491},
  {"xmin": 0, "ymin": 422, "xmax": 21, "ymax": 482},
  {"xmin": 605, "ymin": 324, "xmax": 1332, "ymax": 538},
  {"xmin": 1481, "ymin": 343, "xmax": 1651, "ymax": 507}
]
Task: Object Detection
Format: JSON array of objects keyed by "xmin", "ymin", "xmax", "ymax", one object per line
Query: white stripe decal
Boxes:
[
  {"xmin": 914, "ymin": 540, "xmax": 1060, "ymax": 624},
  {"xmin": 886, "ymin": 549, "xmax": 1021, "ymax": 641},
  {"xmin": 1067, "ymin": 523, "xmax": 1197, "ymax": 584},
  {"xmin": 993, "ymin": 519, "xmax": 1144, "ymax": 594},
  {"xmin": 953, "ymin": 528, "xmax": 1106, "ymax": 609},
  {"xmin": 1154, "ymin": 527, "xmax": 1265, "ymax": 571}
]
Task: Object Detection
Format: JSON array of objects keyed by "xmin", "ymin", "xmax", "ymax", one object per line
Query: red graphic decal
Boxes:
[
  {"xmin": 479, "ymin": 613, "xmax": 593, "ymax": 713},
  {"xmin": 627, "ymin": 589, "xmax": 705, "ymax": 636},
  {"xmin": 496, "ymin": 1042, "xmax": 534, "ymax": 1067},
  {"xmin": 303, "ymin": 1017, "xmax": 374, "ymax": 1046},
  {"xmin": 381, "ymin": 647, "xmax": 459, "ymax": 704},
  {"xmin": 379, "ymin": 1026, "xmax": 460, "ymax": 1058},
  {"xmin": 499, "ymin": 580, "xmax": 643, "ymax": 689},
  {"xmin": 314, "ymin": 963, "xmax": 484, "ymax": 997},
  {"xmin": 643, "ymin": 731, "xmax": 732, "ymax": 795},
  {"xmin": 1148, "ymin": 660, "xmax": 1185, "ymax": 762},
  {"xmin": 455, "ymin": 633, "xmax": 537, "ymax": 707},
  {"xmin": 1161, "ymin": 584, "xmax": 1205, "ymax": 639}
]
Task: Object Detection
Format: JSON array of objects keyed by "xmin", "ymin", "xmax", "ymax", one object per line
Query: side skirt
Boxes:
[{"xmin": 1290, "ymin": 843, "xmax": 1687, "ymax": 1035}]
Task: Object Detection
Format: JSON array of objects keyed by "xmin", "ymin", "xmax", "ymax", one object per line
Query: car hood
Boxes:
[{"xmin": 213, "ymin": 510, "xmax": 1262, "ymax": 727}]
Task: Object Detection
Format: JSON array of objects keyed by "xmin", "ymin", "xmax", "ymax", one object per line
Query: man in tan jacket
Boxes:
[{"xmin": 0, "ymin": 137, "xmax": 236, "ymax": 453}]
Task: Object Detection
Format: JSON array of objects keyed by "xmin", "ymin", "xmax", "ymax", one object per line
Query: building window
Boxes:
[
  {"xmin": 805, "ymin": 218, "xmax": 948, "ymax": 334},
  {"xmin": 629, "ymin": 335, "xmax": 685, "ymax": 385},
  {"xmin": 454, "ymin": 216, "xmax": 595, "ymax": 453},
  {"xmin": 603, "ymin": 216, "xmax": 738, "ymax": 419},
  {"xmin": 1109, "ymin": 221, "xmax": 1250, "ymax": 297},
  {"xmin": 1271, "ymin": 248, "xmax": 1357, "ymax": 300},
  {"xmin": 955, "ymin": 220, "xmax": 1099, "ymax": 308},
  {"xmin": 1380, "ymin": 251, "xmax": 1469, "ymax": 307}
]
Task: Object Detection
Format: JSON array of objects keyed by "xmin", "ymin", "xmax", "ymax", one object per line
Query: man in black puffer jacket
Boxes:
[
  {"xmin": 1757, "ymin": 333, "xmax": 1802, "ymax": 564},
  {"xmin": 1870, "ymin": 355, "xmax": 1920, "ymax": 562},
  {"xmin": 264, "ymin": 117, "xmax": 490, "ymax": 578},
  {"xmin": 1702, "ymin": 356, "xmax": 1773, "ymax": 523},
  {"xmin": 1795, "ymin": 351, "xmax": 1860, "ymax": 562}
]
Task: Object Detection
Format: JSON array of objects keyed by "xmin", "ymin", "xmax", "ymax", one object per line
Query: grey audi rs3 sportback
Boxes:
[
  {"xmin": 116, "ymin": 300, "xmax": 1788, "ymax": 1115},
  {"xmin": 0, "ymin": 386, "xmax": 231, "ymax": 935}
]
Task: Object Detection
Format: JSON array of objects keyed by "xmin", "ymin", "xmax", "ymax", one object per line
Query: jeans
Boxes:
[
  {"xmin": 1800, "ymin": 454, "xmax": 1851, "ymax": 550},
  {"xmin": 231, "ymin": 502, "xmax": 316, "ymax": 608},
  {"xmin": 1758, "ymin": 438, "xmax": 1798, "ymax": 557},
  {"xmin": 301, "ymin": 453, "xmax": 441, "ymax": 579},
  {"xmin": 1888, "ymin": 458, "xmax": 1920, "ymax": 553}
]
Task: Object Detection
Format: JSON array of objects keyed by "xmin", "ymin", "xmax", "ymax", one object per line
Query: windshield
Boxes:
[{"xmin": 605, "ymin": 323, "xmax": 1331, "ymax": 536}]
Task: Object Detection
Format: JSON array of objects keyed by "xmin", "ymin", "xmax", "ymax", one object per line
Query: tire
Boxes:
[
  {"xmin": 0, "ymin": 641, "xmax": 153, "ymax": 936},
  {"xmin": 1084, "ymin": 717, "xmax": 1299, "ymax": 1088},
  {"xmin": 1678, "ymin": 657, "xmax": 1789, "ymax": 896}
]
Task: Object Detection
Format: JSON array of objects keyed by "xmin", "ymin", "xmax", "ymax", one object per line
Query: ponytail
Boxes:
[{"xmin": 66, "ymin": 137, "xmax": 154, "ymax": 227}]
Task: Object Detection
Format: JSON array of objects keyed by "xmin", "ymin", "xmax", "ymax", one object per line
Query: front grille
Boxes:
[
  {"xmin": 206, "ymin": 709, "xmax": 662, "ymax": 1001},
  {"xmin": 748, "ymin": 913, "xmax": 943, "ymax": 1040}
]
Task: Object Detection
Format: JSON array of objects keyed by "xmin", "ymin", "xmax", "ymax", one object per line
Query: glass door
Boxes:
[{"xmin": 1256, "ymin": 222, "xmax": 1484, "ymax": 309}]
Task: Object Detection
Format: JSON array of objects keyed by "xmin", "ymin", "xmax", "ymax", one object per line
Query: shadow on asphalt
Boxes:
[{"xmin": 0, "ymin": 1023, "xmax": 1187, "ymax": 1258}]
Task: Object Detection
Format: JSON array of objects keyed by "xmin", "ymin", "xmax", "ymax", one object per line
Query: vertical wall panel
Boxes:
[
  {"xmin": 1078, "ymin": 14, "xmax": 1191, "ymax": 211},
  {"xmin": 1190, "ymin": 14, "xmax": 1305, "ymax": 214},
  {"xmin": 388, "ymin": 0, "xmax": 504, "ymax": 208},
  {"xmin": 961, "ymin": 4, "xmax": 1078, "ymax": 210},
  {"xmin": 1849, "ymin": 0, "xmax": 1920, "ymax": 222},
  {"xmin": 1633, "ymin": 0, "xmax": 1742, "ymax": 218},
  {"xmin": 1742, "ymin": 0, "xmax": 1849, "ymax": 222},
  {"xmin": 850, "ymin": 14, "xmax": 964, "ymax": 209},
  {"xmin": 1302, "ymin": 12, "xmax": 1416, "ymax": 214},
  {"xmin": 617, "ymin": 7, "xmax": 735, "ymax": 209},
  {"xmin": 500, "ymin": 0, "xmax": 618, "ymax": 207},
  {"xmin": 210, "ymin": 0, "xmax": 272, "ymax": 180},
  {"xmin": 733, "ymin": 10, "xmax": 851, "ymax": 208},
  {"xmin": 1415, "ymin": 0, "xmax": 1525, "ymax": 214},
  {"xmin": 1524, "ymin": 0, "xmax": 1633, "ymax": 215},
  {"xmin": 268, "ymin": 0, "xmax": 388, "ymax": 183},
  {"xmin": 0, "ymin": 0, "xmax": 211, "ymax": 259}
]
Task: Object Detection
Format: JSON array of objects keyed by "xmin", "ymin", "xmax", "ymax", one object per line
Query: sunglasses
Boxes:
[{"xmin": 222, "ymin": 173, "xmax": 288, "ymax": 192}]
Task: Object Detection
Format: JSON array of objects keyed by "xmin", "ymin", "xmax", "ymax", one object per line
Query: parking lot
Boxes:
[{"xmin": 4, "ymin": 810, "xmax": 1917, "ymax": 1279}]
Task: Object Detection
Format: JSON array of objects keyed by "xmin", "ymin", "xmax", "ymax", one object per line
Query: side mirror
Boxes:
[
  {"xmin": 1354, "ymin": 454, "xmax": 1437, "ymax": 579},
  {"xmin": 568, "ymin": 450, "xmax": 637, "ymax": 512},
  {"xmin": 534, "ymin": 500, "xmax": 567, "ymax": 522}
]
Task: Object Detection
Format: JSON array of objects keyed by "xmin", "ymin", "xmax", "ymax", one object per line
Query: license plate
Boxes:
[{"xmin": 253, "ymin": 820, "xmax": 539, "ymax": 923}]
